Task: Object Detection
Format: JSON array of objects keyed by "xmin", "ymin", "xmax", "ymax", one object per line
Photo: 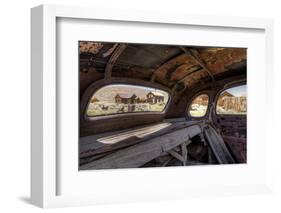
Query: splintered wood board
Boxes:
[
  {"xmin": 203, "ymin": 125, "xmax": 235, "ymax": 164},
  {"xmin": 80, "ymin": 124, "xmax": 201, "ymax": 170},
  {"xmin": 79, "ymin": 120, "xmax": 199, "ymax": 153}
]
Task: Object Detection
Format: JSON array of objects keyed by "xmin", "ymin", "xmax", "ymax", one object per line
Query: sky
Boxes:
[{"xmin": 226, "ymin": 85, "xmax": 247, "ymax": 97}]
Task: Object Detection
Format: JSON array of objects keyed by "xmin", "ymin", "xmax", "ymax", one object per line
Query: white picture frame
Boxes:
[{"xmin": 31, "ymin": 4, "xmax": 274, "ymax": 208}]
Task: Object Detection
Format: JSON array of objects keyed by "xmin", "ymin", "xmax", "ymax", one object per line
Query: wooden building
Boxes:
[
  {"xmin": 218, "ymin": 91, "xmax": 246, "ymax": 113},
  {"xmin": 115, "ymin": 93, "xmax": 137, "ymax": 104},
  {"xmin": 146, "ymin": 92, "xmax": 164, "ymax": 104}
]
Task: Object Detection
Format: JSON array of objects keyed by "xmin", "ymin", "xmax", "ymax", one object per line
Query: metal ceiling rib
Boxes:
[{"xmin": 104, "ymin": 44, "xmax": 128, "ymax": 79}]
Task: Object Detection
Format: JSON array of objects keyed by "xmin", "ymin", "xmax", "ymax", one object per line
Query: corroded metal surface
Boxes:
[
  {"xmin": 198, "ymin": 48, "xmax": 246, "ymax": 75},
  {"xmin": 79, "ymin": 41, "xmax": 103, "ymax": 54},
  {"xmin": 79, "ymin": 42, "xmax": 246, "ymax": 96},
  {"xmin": 152, "ymin": 54, "xmax": 198, "ymax": 86}
]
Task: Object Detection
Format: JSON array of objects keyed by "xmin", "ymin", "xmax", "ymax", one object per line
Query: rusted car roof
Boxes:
[{"xmin": 79, "ymin": 42, "xmax": 246, "ymax": 94}]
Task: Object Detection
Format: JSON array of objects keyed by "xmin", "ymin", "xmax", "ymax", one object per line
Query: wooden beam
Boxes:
[
  {"xmin": 167, "ymin": 149, "xmax": 185, "ymax": 163},
  {"xmin": 203, "ymin": 125, "xmax": 235, "ymax": 164},
  {"xmin": 181, "ymin": 142, "xmax": 188, "ymax": 165},
  {"xmin": 161, "ymin": 157, "xmax": 172, "ymax": 167}
]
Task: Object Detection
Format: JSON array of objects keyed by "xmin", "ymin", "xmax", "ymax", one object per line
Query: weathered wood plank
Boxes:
[
  {"xmin": 161, "ymin": 157, "xmax": 172, "ymax": 167},
  {"xmin": 97, "ymin": 123, "xmax": 172, "ymax": 144},
  {"xmin": 181, "ymin": 142, "xmax": 188, "ymax": 165},
  {"xmin": 80, "ymin": 124, "xmax": 201, "ymax": 170},
  {"xmin": 80, "ymin": 121, "xmax": 200, "ymax": 158},
  {"xmin": 203, "ymin": 125, "xmax": 235, "ymax": 164},
  {"xmin": 167, "ymin": 150, "xmax": 185, "ymax": 163}
]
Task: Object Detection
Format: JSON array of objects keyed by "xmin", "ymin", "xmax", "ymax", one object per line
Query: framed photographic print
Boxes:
[{"xmin": 31, "ymin": 4, "xmax": 274, "ymax": 208}]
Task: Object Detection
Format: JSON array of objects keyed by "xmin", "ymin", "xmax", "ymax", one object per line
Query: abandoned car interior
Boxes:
[{"xmin": 79, "ymin": 42, "xmax": 247, "ymax": 170}]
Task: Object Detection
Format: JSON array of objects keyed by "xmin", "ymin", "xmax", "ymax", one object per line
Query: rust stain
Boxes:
[
  {"xmin": 153, "ymin": 48, "xmax": 246, "ymax": 89},
  {"xmin": 183, "ymin": 70, "xmax": 208, "ymax": 88},
  {"xmin": 154, "ymin": 54, "xmax": 198, "ymax": 86},
  {"xmin": 79, "ymin": 43, "xmax": 246, "ymax": 95},
  {"xmin": 199, "ymin": 48, "xmax": 246, "ymax": 75},
  {"xmin": 79, "ymin": 41, "xmax": 104, "ymax": 54}
]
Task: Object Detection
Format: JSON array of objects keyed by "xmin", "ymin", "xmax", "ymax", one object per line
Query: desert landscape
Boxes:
[{"xmin": 86, "ymin": 84, "xmax": 169, "ymax": 116}]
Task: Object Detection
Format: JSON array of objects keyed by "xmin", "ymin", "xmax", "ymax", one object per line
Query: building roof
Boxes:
[
  {"xmin": 220, "ymin": 91, "xmax": 234, "ymax": 97},
  {"xmin": 147, "ymin": 91, "xmax": 164, "ymax": 97},
  {"xmin": 115, "ymin": 93, "xmax": 137, "ymax": 99}
]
